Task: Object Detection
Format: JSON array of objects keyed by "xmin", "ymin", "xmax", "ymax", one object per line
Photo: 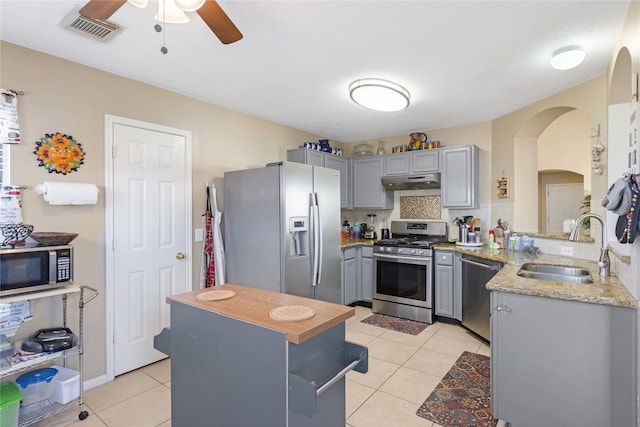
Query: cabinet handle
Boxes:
[{"xmin": 496, "ymin": 304, "xmax": 511, "ymax": 314}]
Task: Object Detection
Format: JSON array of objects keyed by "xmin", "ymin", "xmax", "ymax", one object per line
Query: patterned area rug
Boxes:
[
  {"xmin": 360, "ymin": 313, "xmax": 429, "ymax": 335},
  {"xmin": 416, "ymin": 351, "xmax": 497, "ymax": 427}
]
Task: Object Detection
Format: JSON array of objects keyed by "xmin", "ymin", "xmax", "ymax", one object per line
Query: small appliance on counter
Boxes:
[{"xmin": 364, "ymin": 214, "xmax": 378, "ymax": 239}]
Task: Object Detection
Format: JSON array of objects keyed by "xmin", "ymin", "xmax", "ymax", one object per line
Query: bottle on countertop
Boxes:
[
  {"xmin": 342, "ymin": 220, "xmax": 350, "ymax": 239},
  {"xmin": 474, "ymin": 227, "xmax": 481, "ymax": 243}
]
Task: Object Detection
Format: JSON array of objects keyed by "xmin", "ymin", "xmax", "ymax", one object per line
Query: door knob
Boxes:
[{"xmin": 176, "ymin": 252, "xmax": 185, "ymax": 260}]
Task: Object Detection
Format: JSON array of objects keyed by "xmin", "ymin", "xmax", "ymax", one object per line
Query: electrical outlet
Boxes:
[
  {"xmin": 560, "ymin": 246, "xmax": 573, "ymax": 256},
  {"xmin": 195, "ymin": 228, "xmax": 204, "ymax": 242}
]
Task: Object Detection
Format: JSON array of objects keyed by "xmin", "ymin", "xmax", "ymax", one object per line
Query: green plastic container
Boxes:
[{"xmin": 0, "ymin": 382, "xmax": 22, "ymax": 427}]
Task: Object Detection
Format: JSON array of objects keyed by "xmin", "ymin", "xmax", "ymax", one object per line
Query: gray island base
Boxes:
[{"xmin": 154, "ymin": 284, "xmax": 368, "ymax": 427}]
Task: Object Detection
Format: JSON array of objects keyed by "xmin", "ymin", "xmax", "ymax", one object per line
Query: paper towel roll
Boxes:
[{"xmin": 35, "ymin": 182, "xmax": 99, "ymax": 205}]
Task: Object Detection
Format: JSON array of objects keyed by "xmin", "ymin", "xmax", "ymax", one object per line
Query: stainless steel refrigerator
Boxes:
[{"xmin": 224, "ymin": 161, "xmax": 342, "ymax": 304}]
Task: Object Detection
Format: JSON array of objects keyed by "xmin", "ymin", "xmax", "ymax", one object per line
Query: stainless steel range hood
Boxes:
[{"xmin": 381, "ymin": 172, "xmax": 441, "ymax": 190}]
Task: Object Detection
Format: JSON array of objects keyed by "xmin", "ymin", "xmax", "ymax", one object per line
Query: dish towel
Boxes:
[
  {"xmin": 199, "ymin": 182, "xmax": 226, "ymax": 288},
  {"xmin": 35, "ymin": 182, "xmax": 99, "ymax": 205}
]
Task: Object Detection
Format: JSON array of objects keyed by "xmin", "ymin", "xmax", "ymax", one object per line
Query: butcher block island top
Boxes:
[{"xmin": 166, "ymin": 283, "xmax": 355, "ymax": 344}]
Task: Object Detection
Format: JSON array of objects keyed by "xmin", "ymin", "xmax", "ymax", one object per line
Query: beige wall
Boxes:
[
  {"xmin": 3, "ymin": 0, "xmax": 639, "ymax": 387},
  {"xmin": 0, "ymin": 41, "xmax": 323, "ymax": 380}
]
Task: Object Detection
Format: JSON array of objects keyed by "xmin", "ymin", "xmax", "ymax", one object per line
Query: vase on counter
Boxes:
[{"xmin": 376, "ymin": 140, "xmax": 386, "ymax": 155}]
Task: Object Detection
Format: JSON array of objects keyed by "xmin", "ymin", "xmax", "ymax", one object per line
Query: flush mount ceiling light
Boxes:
[
  {"xmin": 349, "ymin": 78, "xmax": 410, "ymax": 112},
  {"xmin": 550, "ymin": 46, "xmax": 586, "ymax": 70}
]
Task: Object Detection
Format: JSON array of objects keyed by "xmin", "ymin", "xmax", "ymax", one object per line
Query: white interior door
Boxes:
[
  {"xmin": 109, "ymin": 118, "xmax": 191, "ymax": 376},
  {"xmin": 546, "ymin": 183, "xmax": 584, "ymax": 233}
]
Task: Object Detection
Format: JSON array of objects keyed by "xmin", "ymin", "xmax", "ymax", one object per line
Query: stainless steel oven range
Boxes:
[{"xmin": 372, "ymin": 220, "xmax": 447, "ymax": 324}]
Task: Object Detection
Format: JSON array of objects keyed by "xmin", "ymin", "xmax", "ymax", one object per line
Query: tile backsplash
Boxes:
[{"xmin": 400, "ymin": 195, "xmax": 441, "ymax": 219}]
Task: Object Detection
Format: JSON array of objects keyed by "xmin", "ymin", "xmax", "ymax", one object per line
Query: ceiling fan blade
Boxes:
[
  {"xmin": 197, "ymin": 0, "xmax": 243, "ymax": 44},
  {"xmin": 79, "ymin": 0, "xmax": 127, "ymax": 21}
]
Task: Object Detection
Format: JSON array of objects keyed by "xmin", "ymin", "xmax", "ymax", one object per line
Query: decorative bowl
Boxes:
[{"xmin": 30, "ymin": 232, "xmax": 79, "ymax": 246}]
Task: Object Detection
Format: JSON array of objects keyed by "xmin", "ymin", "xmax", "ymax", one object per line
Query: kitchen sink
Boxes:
[{"xmin": 517, "ymin": 263, "xmax": 594, "ymax": 284}]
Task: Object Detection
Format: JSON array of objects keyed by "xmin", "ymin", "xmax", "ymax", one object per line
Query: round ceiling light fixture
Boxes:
[
  {"xmin": 349, "ymin": 78, "xmax": 410, "ymax": 112},
  {"xmin": 550, "ymin": 45, "xmax": 586, "ymax": 70}
]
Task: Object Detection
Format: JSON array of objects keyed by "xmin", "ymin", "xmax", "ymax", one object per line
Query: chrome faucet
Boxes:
[{"xmin": 569, "ymin": 213, "xmax": 610, "ymax": 277}]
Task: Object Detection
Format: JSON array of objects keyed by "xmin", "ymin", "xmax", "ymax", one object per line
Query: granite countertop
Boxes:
[
  {"xmin": 166, "ymin": 284, "xmax": 355, "ymax": 344},
  {"xmin": 434, "ymin": 243, "xmax": 637, "ymax": 309},
  {"xmin": 341, "ymin": 238, "xmax": 377, "ymax": 248}
]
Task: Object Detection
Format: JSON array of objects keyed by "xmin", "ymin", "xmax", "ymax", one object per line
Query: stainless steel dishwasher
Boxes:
[{"xmin": 461, "ymin": 254, "xmax": 502, "ymax": 341}]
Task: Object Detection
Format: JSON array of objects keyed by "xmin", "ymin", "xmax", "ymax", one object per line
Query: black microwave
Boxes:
[{"xmin": 0, "ymin": 244, "xmax": 73, "ymax": 297}]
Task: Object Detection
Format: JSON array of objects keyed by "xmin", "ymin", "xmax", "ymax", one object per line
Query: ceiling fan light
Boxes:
[
  {"xmin": 156, "ymin": 0, "xmax": 190, "ymax": 23},
  {"xmin": 349, "ymin": 78, "xmax": 410, "ymax": 112},
  {"xmin": 550, "ymin": 45, "xmax": 585, "ymax": 70},
  {"xmin": 174, "ymin": 0, "xmax": 206, "ymax": 12},
  {"xmin": 127, "ymin": 0, "xmax": 148, "ymax": 8}
]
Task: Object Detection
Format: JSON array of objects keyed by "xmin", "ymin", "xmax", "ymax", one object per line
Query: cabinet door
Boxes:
[
  {"xmin": 411, "ymin": 150, "xmax": 439, "ymax": 172},
  {"xmin": 352, "ymin": 157, "xmax": 393, "ymax": 209},
  {"xmin": 342, "ymin": 248, "xmax": 358, "ymax": 305},
  {"xmin": 434, "ymin": 251, "xmax": 454, "ymax": 317},
  {"xmin": 383, "ymin": 153, "xmax": 411, "ymax": 175},
  {"xmin": 360, "ymin": 247, "xmax": 373, "ymax": 302},
  {"xmin": 490, "ymin": 292, "xmax": 626, "ymax": 427},
  {"xmin": 286, "ymin": 149, "xmax": 325, "ymax": 167},
  {"xmin": 325, "ymin": 156, "xmax": 351, "ymax": 209},
  {"xmin": 441, "ymin": 146, "xmax": 478, "ymax": 208}
]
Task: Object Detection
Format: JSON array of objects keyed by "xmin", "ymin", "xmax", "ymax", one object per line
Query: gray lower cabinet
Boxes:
[
  {"xmin": 157, "ymin": 299, "xmax": 368, "ymax": 427},
  {"xmin": 360, "ymin": 246, "xmax": 373, "ymax": 302},
  {"xmin": 490, "ymin": 291, "xmax": 637, "ymax": 427},
  {"xmin": 287, "ymin": 149, "xmax": 351, "ymax": 208},
  {"xmin": 342, "ymin": 247, "xmax": 359, "ymax": 305},
  {"xmin": 434, "ymin": 250, "xmax": 454, "ymax": 317},
  {"xmin": 434, "ymin": 250, "xmax": 462, "ymax": 321},
  {"xmin": 440, "ymin": 145, "xmax": 479, "ymax": 208},
  {"xmin": 351, "ymin": 156, "xmax": 393, "ymax": 209},
  {"xmin": 342, "ymin": 245, "xmax": 374, "ymax": 304}
]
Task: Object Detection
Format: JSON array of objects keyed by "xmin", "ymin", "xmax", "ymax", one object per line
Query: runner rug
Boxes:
[
  {"xmin": 416, "ymin": 351, "xmax": 497, "ymax": 427},
  {"xmin": 360, "ymin": 313, "xmax": 429, "ymax": 335}
]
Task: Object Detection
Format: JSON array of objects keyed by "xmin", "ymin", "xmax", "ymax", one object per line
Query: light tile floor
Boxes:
[{"xmin": 31, "ymin": 306, "xmax": 501, "ymax": 427}]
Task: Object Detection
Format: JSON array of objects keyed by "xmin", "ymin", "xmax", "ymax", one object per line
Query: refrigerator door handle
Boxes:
[
  {"xmin": 316, "ymin": 194, "xmax": 323, "ymax": 286},
  {"xmin": 310, "ymin": 193, "xmax": 320, "ymax": 287}
]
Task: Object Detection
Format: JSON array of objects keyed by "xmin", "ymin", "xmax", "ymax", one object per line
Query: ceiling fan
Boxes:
[{"xmin": 78, "ymin": 0, "xmax": 243, "ymax": 45}]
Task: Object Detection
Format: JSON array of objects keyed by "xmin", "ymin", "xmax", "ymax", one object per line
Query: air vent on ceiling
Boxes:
[{"xmin": 60, "ymin": 8, "xmax": 121, "ymax": 41}]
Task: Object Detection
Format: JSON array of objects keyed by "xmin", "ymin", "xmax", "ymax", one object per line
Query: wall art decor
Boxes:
[{"xmin": 34, "ymin": 132, "xmax": 85, "ymax": 174}]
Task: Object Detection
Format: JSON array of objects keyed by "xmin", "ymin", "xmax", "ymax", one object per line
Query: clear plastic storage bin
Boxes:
[
  {"xmin": 49, "ymin": 365, "xmax": 80, "ymax": 404},
  {"xmin": 15, "ymin": 367, "xmax": 58, "ymax": 406}
]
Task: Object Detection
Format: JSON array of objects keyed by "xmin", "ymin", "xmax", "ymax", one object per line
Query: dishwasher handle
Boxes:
[{"xmin": 460, "ymin": 257, "xmax": 501, "ymax": 271}]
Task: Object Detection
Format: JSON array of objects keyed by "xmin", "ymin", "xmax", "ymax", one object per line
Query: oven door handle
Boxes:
[{"xmin": 373, "ymin": 253, "xmax": 431, "ymax": 263}]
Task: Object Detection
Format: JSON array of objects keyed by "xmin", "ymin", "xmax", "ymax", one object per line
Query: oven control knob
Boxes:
[{"xmin": 410, "ymin": 249, "xmax": 416, "ymax": 255}]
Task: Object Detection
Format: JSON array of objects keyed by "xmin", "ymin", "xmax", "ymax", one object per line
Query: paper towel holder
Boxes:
[{"xmin": 35, "ymin": 182, "xmax": 100, "ymax": 205}]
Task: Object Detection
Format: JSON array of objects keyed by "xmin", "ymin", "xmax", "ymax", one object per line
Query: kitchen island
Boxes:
[{"xmin": 154, "ymin": 284, "xmax": 368, "ymax": 427}]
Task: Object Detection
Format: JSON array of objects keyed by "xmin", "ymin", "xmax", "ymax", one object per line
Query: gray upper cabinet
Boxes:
[
  {"xmin": 324, "ymin": 156, "xmax": 351, "ymax": 209},
  {"xmin": 440, "ymin": 145, "xmax": 479, "ymax": 209},
  {"xmin": 287, "ymin": 149, "xmax": 351, "ymax": 208},
  {"xmin": 287, "ymin": 148, "xmax": 325, "ymax": 167},
  {"xmin": 383, "ymin": 150, "xmax": 439, "ymax": 175},
  {"xmin": 351, "ymin": 156, "xmax": 393, "ymax": 210}
]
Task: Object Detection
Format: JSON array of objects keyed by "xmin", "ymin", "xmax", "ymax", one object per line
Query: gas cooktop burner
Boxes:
[{"xmin": 374, "ymin": 236, "xmax": 447, "ymax": 249}]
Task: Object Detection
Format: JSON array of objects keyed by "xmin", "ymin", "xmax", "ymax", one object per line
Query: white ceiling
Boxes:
[{"xmin": 0, "ymin": 0, "xmax": 630, "ymax": 142}]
